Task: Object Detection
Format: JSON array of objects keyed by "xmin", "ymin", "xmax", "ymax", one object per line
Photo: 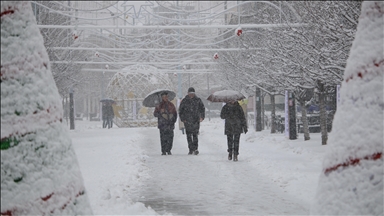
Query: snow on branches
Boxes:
[
  {"xmin": 1, "ymin": 2, "xmax": 92, "ymax": 215},
  {"xmin": 311, "ymin": 2, "xmax": 383, "ymax": 215}
]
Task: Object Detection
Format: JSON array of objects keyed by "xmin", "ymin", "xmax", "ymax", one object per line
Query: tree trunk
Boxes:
[
  {"xmin": 261, "ymin": 93, "xmax": 265, "ymax": 130},
  {"xmin": 317, "ymin": 81, "xmax": 328, "ymax": 145},
  {"xmin": 255, "ymin": 87, "xmax": 262, "ymax": 131},
  {"xmin": 299, "ymin": 99, "xmax": 310, "ymax": 140},
  {"xmin": 271, "ymin": 94, "xmax": 276, "ymax": 133},
  {"xmin": 69, "ymin": 91, "xmax": 75, "ymax": 130}
]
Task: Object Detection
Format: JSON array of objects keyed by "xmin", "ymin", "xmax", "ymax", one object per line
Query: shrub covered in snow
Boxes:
[
  {"xmin": 311, "ymin": 1, "xmax": 383, "ymax": 215},
  {"xmin": 1, "ymin": 2, "xmax": 92, "ymax": 215}
]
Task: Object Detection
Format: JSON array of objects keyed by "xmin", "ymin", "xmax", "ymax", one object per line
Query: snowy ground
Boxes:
[{"xmin": 69, "ymin": 117, "xmax": 328, "ymax": 215}]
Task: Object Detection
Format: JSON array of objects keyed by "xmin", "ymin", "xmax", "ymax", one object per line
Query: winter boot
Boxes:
[
  {"xmin": 188, "ymin": 150, "xmax": 193, "ymax": 155},
  {"xmin": 194, "ymin": 150, "xmax": 199, "ymax": 155},
  {"xmin": 228, "ymin": 151, "xmax": 232, "ymax": 160},
  {"xmin": 162, "ymin": 152, "xmax": 166, "ymax": 155},
  {"xmin": 233, "ymin": 152, "xmax": 238, "ymax": 161},
  {"xmin": 228, "ymin": 149, "xmax": 233, "ymax": 160},
  {"xmin": 228, "ymin": 152, "xmax": 232, "ymax": 160},
  {"xmin": 167, "ymin": 151, "xmax": 172, "ymax": 155}
]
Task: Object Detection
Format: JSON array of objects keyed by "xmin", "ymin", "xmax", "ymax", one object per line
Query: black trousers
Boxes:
[
  {"xmin": 186, "ymin": 132, "xmax": 198, "ymax": 151},
  {"xmin": 102, "ymin": 117, "xmax": 113, "ymax": 128},
  {"xmin": 160, "ymin": 129, "xmax": 174, "ymax": 153},
  {"xmin": 227, "ymin": 134, "xmax": 240, "ymax": 154}
]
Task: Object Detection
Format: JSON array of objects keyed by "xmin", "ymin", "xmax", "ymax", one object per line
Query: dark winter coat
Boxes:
[
  {"xmin": 179, "ymin": 95, "xmax": 205, "ymax": 133},
  {"xmin": 102, "ymin": 104, "xmax": 114, "ymax": 119},
  {"xmin": 220, "ymin": 102, "xmax": 248, "ymax": 135},
  {"xmin": 154, "ymin": 100, "xmax": 177, "ymax": 130},
  {"xmin": 106, "ymin": 105, "xmax": 114, "ymax": 118},
  {"xmin": 102, "ymin": 104, "xmax": 108, "ymax": 120}
]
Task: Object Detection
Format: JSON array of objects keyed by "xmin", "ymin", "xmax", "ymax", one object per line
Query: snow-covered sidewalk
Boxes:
[{"xmin": 70, "ymin": 118, "xmax": 327, "ymax": 215}]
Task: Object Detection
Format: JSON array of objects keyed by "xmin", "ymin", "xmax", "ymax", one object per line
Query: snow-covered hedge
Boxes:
[{"xmin": 1, "ymin": 2, "xmax": 92, "ymax": 215}]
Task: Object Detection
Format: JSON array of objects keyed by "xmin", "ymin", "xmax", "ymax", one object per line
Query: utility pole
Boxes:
[
  {"xmin": 69, "ymin": 87, "xmax": 75, "ymax": 130},
  {"xmin": 207, "ymin": 73, "xmax": 211, "ymax": 121},
  {"xmin": 224, "ymin": 1, "xmax": 227, "ymax": 24},
  {"xmin": 177, "ymin": 1, "xmax": 182, "ymax": 99}
]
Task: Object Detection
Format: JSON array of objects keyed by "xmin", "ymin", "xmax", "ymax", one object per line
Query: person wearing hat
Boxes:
[
  {"xmin": 153, "ymin": 91, "xmax": 178, "ymax": 155},
  {"xmin": 178, "ymin": 87, "xmax": 205, "ymax": 155}
]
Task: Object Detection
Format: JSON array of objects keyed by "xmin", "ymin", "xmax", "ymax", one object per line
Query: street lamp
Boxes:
[{"xmin": 102, "ymin": 64, "xmax": 109, "ymax": 99}]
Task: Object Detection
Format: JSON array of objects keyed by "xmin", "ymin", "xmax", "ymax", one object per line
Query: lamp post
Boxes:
[
  {"xmin": 101, "ymin": 64, "xmax": 109, "ymax": 99},
  {"xmin": 69, "ymin": 87, "xmax": 75, "ymax": 130},
  {"xmin": 207, "ymin": 72, "xmax": 211, "ymax": 121},
  {"xmin": 99, "ymin": 64, "xmax": 108, "ymax": 122}
]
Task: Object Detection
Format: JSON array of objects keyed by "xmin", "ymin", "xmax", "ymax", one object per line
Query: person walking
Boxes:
[
  {"xmin": 179, "ymin": 87, "xmax": 205, "ymax": 155},
  {"xmin": 220, "ymin": 100, "xmax": 248, "ymax": 161},
  {"xmin": 101, "ymin": 102, "xmax": 108, "ymax": 128},
  {"xmin": 153, "ymin": 92, "xmax": 177, "ymax": 155},
  {"xmin": 105, "ymin": 102, "xmax": 114, "ymax": 129}
]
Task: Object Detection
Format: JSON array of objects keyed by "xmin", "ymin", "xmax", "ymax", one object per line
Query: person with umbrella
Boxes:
[
  {"xmin": 207, "ymin": 90, "xmax": 247, "ymax": 161},
  {"xmin": 220, "ymin": 99, "xmax": 248, "ymax": 161},
  {"xmin": 105, "ymin": 101, "xmax": 115, "ymax": 129},
  {"xmin": 101, "ymin": 99, "xmax": 115, "ymax": 129},
  {"xmin": 178, "ymin": 87, "xmax": 205, "ymax": 155},
  {"xmin": 102, "ymin": 102, "xmax": 108, "ymax": 128},
  {"xmin": 153, "ymin": 92, "xmax": 177, "ymax": 155}
]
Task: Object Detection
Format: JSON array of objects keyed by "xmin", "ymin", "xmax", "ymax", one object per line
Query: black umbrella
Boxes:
[
  {"xmin": 100, "ymin": 99, "xmax": 115, "ymax": 106},
  {"xmin": 207, "ymin": 90, "xmax": 245, "ymax": 103},
  {"xmin": 100, "ymin": 98, "xmax": 115, "ymax": 103},
  {"xmin": 142, "ymin": 89, "xmax": 176, "ymax": 107}
]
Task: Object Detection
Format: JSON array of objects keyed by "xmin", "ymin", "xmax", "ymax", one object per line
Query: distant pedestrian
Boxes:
[
  {"xmin": 106, "ymin": 102, "xmax": 114, "ymax": 128},
  {"xmin": 179, "ymin": 87, "xmax": 205, "ymax": 155},
  {"xmin": 101, "ymin": 103, "xmax": 108, "ymax": 128},
  {"xmin": 153, "ymin": 92, "xmax": 177, "ymax": 155},
  {"xmin": 220, "ymin": 100, "xmax": 248, "ymax": 161}
]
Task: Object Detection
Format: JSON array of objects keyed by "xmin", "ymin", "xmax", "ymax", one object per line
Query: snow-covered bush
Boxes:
[
  {"xmin": 311, "ymin": 1, "xmax": 383, "ymax": 215},
  {"xmin": 1, "ymin": 2, "xmax": 92, "ymax": 215}
]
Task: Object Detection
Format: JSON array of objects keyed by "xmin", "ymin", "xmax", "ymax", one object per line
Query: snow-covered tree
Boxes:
[
  {"xmin": 267, "ymin": 1, "xmax": 361, "ymax": 143},
  {"xmin": 311, "ymin": 1, "xmax": 383, "ymax": 214},
  {"xmin": 217, "ymin": 2, "xmax": 305, "ymax": 134},
  {"xmin": 32, "ymin": 1, "xmax": 88, "ymax": 96},
  {"xmin": 294, "ymin": 1, "xmax": 362, "ymax": 144},
  {"xmin": 1, "ymin": 2, "xmax": 92, "ymax": 214},
  {"xmin": 218, "ymin": 2, "xmax": 361, "ymax": 143}
]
